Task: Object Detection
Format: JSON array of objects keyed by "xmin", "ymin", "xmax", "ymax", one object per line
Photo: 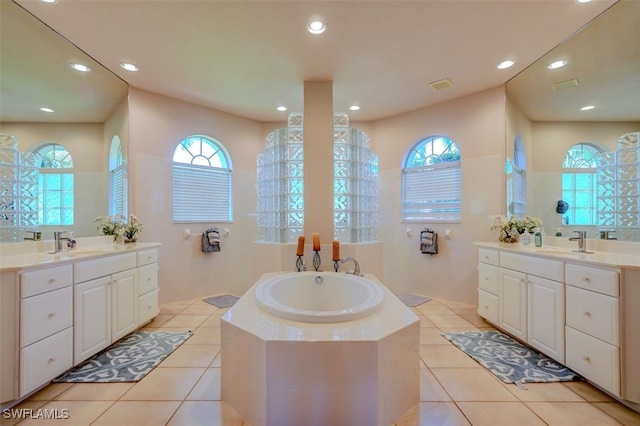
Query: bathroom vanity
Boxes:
[
  {"xmin": 476, "ymin": 242, "xmax": 640, "ymax": 411},
  {"xmin": 0, "ymin": 242, "xmax": 160, "ymax": 407}
]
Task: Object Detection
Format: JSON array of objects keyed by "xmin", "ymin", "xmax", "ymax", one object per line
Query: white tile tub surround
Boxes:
[{"xmin": 221, "ymin": 272, "xmax": 420, "ymax": 425}]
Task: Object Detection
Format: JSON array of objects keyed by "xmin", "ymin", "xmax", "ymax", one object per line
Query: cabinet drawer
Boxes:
[
  {"xmin": 566, "ymin": 285, "xmax": 618, "ymax": 346},
  {"xmin": 478, "ymin": 248, "xmax": 499, "ymax": 266},
  {"xmin": 565, "ymin": 326, "xmax": 619, "ymax": 396},
  {"xmin": 74, "ymin": 252, "xmax": 137, "ymax": 283},
  {"xmin": 137, "ymin": 263, "xmax": 158, "ymax": 296},
  {"xmin": 477, "ymin": 289, "xmax": 499, "ymax": 325},
  {"xmin": 21, "ymin": 286, "xmax": 73, "ymax": 347},
  {"xmin": 478, "ymin": 262, "xmax": 499, "ymax": 294},
  {"xmin": 565, "ymin": 263, "xmax": 619, "ymax": 297},
  {"xmin": 20, "ymin": 327, "xmax": 73, "ymax": 397},
  {"xmin": 500, "ymin": 251, "xmax": 564, "ymax": 282},
  {"xmin": 21, "ymin": 264, "xmax": 72, "ymax": 298},
  {"xmin": 138, "ymin": 289, "xmax": 159, "ymax": 325},
  {"xmin": 137, "ymin": 248, "xmax": 158, "ymax": 266}
]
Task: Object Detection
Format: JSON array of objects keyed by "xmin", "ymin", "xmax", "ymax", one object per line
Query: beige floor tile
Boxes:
[
  {"xmin": 159, "ymin": 304, "xmax": 189, "ymax": 315},
  {"xmin": 92, "ymin": 400, "xmax": 181, "ymax": 426},
  {"xmin": 525, "ymin": 401, "xmax": 622, "ymax": 425},
  {"xmin": 420, "ymin": 345, "xmax": 481, "ymax": 368},
  {"xmin": 54, "ymin": 383, "xmax": 134, "ymax": 401},
  {"xmin": 459, "ymin": 313, "xmax": 494, "ymax": 328},
  {"xmin": 180, "ymin": 304, "xmax": 219, "ymax": 315},
  {"xmin": 431, "ymin": 368, "xmax": 518, "ymax": 402},
  {"xmin": 142, "ymin": 314, "xmax": 173, "ymax": 328},
  {"xmin": 424, "ymin": 313, "xmax": 476, "ymax": 329},
  {"xmin": 594, "ymin": 402, "xmax": 640, "ymax": 426},
  {"xmin": 167, "ymin": 401, "xmax": 247, "ymax": 426},
  {"xmin": 562, "ymin": 380, "xmax": 616, "ymax": 402},
  {"xmin": 185, "ymin": 328, "xmax": 222, "ymax": 345},
  {"xmin": 161, "ymin": 314, "xmax": 209, "ymax": 328},
  {"xmin": 419, "ymin": 368, "xmax": 451, "ymax": 402},
  {"xmin": 394, "ymin": 402, "xmax": 471, "ymax": 426},
  {"xmin": 160, "ymin": 344, "xmax": 219, "ymax": 368},
  {"xmin": 0, "ymin": 400, "xmax": 47, "ymax": 426},
  {"xmin": 418, "ymin": 315, "xmax": 437, "ymax": 328},
  {"xmin": 457, "ymin": 401, "xmax": 546, "ymax": 426},
  {"xmin": 186, "ymin": 368, "xmax": 221, "ymax": 401},
  {"xmin": 26, "ymin": 383, "xmax": 73, "ymax": 401},
  {"xmin": 17, "ymin": 400, "xmax": 113, "ymax": 425},
  {"xmin": 199, "ymin": 315, "xmax": 224, "ymax": 328},
  {"xmin": 417, "ymin": 304, "xmax": 456, "ymax": 315},
  {"xmin": 506, "ymin": 382, "xmax": 586, "ymax": 402},
  {"xmin": 443, "ymin": 302, "xmax": 478, "ymax": 315},
  {"xmin": 120, "ymin": 367, "xmax": 205, "ymax": 401},
  {"xmin": 419, "ymin": 328, "xmax": 451, "ymax": 345},
  {"xmin": 212, "ymin": 351, "xmax": 222, "ymax": 367}
]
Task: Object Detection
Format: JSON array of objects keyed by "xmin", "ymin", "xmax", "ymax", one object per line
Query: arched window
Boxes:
[
  {"xmin": 402, "ymin": 135, "xmax": 461, "ymax": 222},
  {"xmin": 172, "ymin": 135, "xmax": 232, "ymax": 222},
  {"xmin": 109, "ymin": 135, "xmax": 128, "ymax": 217},
  {"xmin": 33, "ymin": 143, "xmax": 74, "ymax": 226},
  {"xmin": 561, "ymin": 143, "xmax": 604, "ymax": 226}
]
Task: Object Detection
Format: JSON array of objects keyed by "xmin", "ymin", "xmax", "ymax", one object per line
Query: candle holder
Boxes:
[
  {"xmin": 312, "ymin": 250, "xmax": 321, "ymax": 271},
  {"xmin": 296, "ymin": 255, "xmax": 304, "ymax": 272},
  {"xmin": 333, "ymin": 260, "xmax": 340, "ymax": 272}
]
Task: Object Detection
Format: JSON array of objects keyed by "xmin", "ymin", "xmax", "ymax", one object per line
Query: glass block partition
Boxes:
[
  {"xmin": 0, "ymin": 134, "xmax": 39, "ymax": 242},
  {"xmin": 596, "ymin": 132, "xmax": 640, "ymax": 241},
  {"xmin": 256, "ymin": 112, "xmax": 379, "ymax": 243}
]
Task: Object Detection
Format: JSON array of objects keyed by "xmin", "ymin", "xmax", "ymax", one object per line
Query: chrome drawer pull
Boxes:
[
  {"xmin": 583, "ymin": 311, "xmax": 592, "ymax": 317},
  {"xmin": 582, "ymin": 277, "xmax": 591, "ymax": 282},
  {"xmin": 48, "ymin": 357, "xmax": 56, "ymax": 364},
  {"xmin": 583, "ymin": 356, "xmax": 591, "ymax": 363},
  {"xmin": 48, "ymin": 312, "xmax": 56, "ymax": 318},
  {"xmin": 48, "ymin": 278, "xmax": 56, "ymax": 284}
]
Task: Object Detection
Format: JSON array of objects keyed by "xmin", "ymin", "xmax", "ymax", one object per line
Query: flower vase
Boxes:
[
  {"xmin": 124, "ymin": 237, "xmax": 137, "ymax": 244},
  {"xmin": 499, "ymin": 231, "xmax": 518, "ymax": 243}
]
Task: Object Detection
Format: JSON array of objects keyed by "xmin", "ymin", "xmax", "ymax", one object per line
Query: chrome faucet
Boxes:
[
  {"xmin": 53, "ymin": 231, "xmax": 70, "ymax": 253},
  {"xmin": 569, "ymin": 230, "xmax": 587, "ymax": 252},
  {"xmin": 340, "ymin": 257, "xmax": 360, "ymax": 276},
  {"xmin": 24, "ymin": 230, "xmax": 41, "ymax": 241}
]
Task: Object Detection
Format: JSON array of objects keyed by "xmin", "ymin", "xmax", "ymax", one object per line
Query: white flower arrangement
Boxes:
[
  {"xmin": 490, "ymin": 215, "xmax": 542, "ymax": 243},
  {"xmin": 95, "ymin": 214, "xmax": 143, "ymax": 242}
]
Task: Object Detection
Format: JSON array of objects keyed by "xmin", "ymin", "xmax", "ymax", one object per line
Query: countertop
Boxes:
[
  {"xmin": 475, "ymin": 241, "xmax": 640, "ymax": 270},
  {"xmin": 0, "ymin": 242, "xmax": 161, "ymax": 272}
]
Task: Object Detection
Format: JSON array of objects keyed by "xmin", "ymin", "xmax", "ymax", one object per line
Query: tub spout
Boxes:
[{"xmin": 340, "ymin": 257, "xmax": 360, "ymax": 276}]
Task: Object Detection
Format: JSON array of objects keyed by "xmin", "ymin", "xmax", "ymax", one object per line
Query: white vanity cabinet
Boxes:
[
  {"xmin": 19, "ymin": 265, "xmax": 74, "ymax": 396},
  {"xmin": 74, "ymin": 253, "xmax": 138, "ymax": 364},
  {"xmin": 564, "ymin": 263, "xmax": 620, "ymax": 396},
  {"xmin": 498, "ymin": 251, "xmax": 565, "ymax": 361},
  {"xmin": 136, "ymin": 248, "xmax": 159, "ymax": 326},
  {"xmin": 477, "ymin": 248, "xmax": 500, "ymax": 324}
]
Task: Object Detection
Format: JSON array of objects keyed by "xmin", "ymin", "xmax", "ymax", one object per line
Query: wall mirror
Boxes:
[
  {"xmin": 0, "ymin": 0, "xmax": 129, "ymax": 242},
  {"xmin": 505, "ymin": 0, "xmax": 640, "ymax": 241}
]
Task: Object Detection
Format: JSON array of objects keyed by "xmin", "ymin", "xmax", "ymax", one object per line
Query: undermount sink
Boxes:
[
  {"xmin": 43, "ymin": 249, "xmax": 109, "ymax": 261},
  {"xmin": 533, "ymin": 247, "xmax": 594, "ymax": 255}
]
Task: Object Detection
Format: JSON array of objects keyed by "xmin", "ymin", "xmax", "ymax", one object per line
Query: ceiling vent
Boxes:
[
  {"xmin": 552, "ymin": 78, "xmax": 580, "ymax": 91},
  {"xmin": 430, "ymin": 78, "xmax": 454, "ymax": 91}
]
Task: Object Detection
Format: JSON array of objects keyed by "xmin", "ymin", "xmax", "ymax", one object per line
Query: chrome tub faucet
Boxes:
[{"xmin": 340, "ymin": 257, "xmax": 361, "ymax": 276}]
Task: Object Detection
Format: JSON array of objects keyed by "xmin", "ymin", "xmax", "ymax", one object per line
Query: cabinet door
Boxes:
[
  {"xmin": 500, "ymin": 268, "xmax": 527, "ymax": 341},
  {"xmin": 528, "ymin": 275, "xmax": 565, "ymax": 362},
  {"xmin": 74, "ymin": 277, "xmax": 111, "ymax": 364},
  {"xmin": 111, "ymin": 269, "xmax": 137, "ymax": 341}
]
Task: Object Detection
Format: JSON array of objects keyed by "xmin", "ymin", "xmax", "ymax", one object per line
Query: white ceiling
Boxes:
[{"xmin": 10, "ymin": 0, "xmax": 618, "ymax": 123}]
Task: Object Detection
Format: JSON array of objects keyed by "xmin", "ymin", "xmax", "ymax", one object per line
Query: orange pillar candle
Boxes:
[
  {"xmin": 296, "ymin": 235, "xmax": 305, "ymax": 256},
  {"xmin": 332, "ymin": 240, "xmax": 340, "ymax": 261},
  {"xmin": 312, "ymin": 232, "xmax": 320, "ymax": 251}
]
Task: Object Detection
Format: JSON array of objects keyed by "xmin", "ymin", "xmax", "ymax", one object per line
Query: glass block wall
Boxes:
[
  {"xmin": 596, "ymin": 132, "xmax": 639, "ymax": 241},
  {"xmin": 256, "ymin": 112, "xmax": 379, "ymax": 243},
  {"xmin": 0, "ymin": 134, "xmax": 39, "ymax": 242}
]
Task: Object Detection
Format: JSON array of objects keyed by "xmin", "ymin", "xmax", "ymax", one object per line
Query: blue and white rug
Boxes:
[
  {"xmin": 54, "ymin": 330, "xmax": 192, "ymax": 383},
  {"xmin": 441, "ymin": 330, "xmax": 581, "ymax": 384}
]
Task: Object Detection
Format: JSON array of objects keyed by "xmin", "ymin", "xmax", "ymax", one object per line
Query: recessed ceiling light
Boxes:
[
  {"xmin": 69, "ymin": 62, "xmax": 91, "ymax": 72},
  {"xmin": 307, "ymin": 20, "xmax": 326, "ymax": 35},
  {"xmin": 120, "ymin": 62, "xmax": 140, "ymax": 72},
  {"xmin": 349, "ymin": 105, "xmax": 360, "ymax": 111},
  {"xmin": 40, "ymin": 107, "xmax": 54, "ymax": 113},
  {"xmin": 497, "ymin": 60, "xmax": 515, "ymax": 70},
  {"xmin": 580, "ymin": 105, "xmax": 595, "ymax": 111},
  {"xmin": 547, "ymin": 60, "xmax": 568, "ymax": 70},
  {"xmin": 276, "ymin": 106, "xmax": 287, "ymax": 112},
  {"xmin": 576, "ymin": 0, "xmax": 592, "ymax": 3},
  {"xmin": 40, "ymin": 0, "xmax": 58, "ymax": 3}
]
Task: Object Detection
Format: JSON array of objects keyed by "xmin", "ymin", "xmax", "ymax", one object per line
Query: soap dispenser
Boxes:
[{"xmin": 67, "ymin": 232, "xmax": 77, "ymax": 250}]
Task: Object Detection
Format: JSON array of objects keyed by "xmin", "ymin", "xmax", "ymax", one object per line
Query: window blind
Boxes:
[
  {"xmin": 111, "ymin": 166, "xmax": 127, "ymax": 217},
  {"xmin": 173, "ymin": 164, "xmax": 232, "ymax": 222},
  {"xmin": 402, "ymin": 162, "xmax": 461, "ymax": 222},
  {"xmin": 512, "ymin": 167, "xmax": 526, "ymax": 216}
]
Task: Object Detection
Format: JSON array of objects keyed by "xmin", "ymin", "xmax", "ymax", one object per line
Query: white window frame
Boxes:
[
  {"xmin": 33, "ymin": 143, "xmax": 74, "ymax": 226},
  {"xmin": 561, "ymin": 142, "xmax": 603, "ymax": 226},
  {"xmin": 109, "ymin": 135, "xmax": 128, "ymax": 217}
]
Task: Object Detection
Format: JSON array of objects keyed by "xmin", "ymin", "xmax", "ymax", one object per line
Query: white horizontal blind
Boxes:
[
  {"xmin": 512, "ymin": 166, "xmax": 525, "ymax": 216},
  {"xmin": 173, "ymin": 164, "xmax": 232, "ymax": 222},
  {"xmin": 402, "ymin": 162, "xmax": 461, "ymax": 222},
  {"xmin": 110, "ymin": 166, "xmax": 127, "ymax": 217}
]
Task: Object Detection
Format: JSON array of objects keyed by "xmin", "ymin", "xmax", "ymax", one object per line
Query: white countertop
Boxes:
[
  {"xmin": 0, "ymin": 241, "xmax": 161, "ymax": 272},
  {"xmin": 475, "ymin": 241, "xmax": 640, "ymax": 270}
]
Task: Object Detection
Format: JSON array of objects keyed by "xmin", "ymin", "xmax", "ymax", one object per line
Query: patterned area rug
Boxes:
[
  {"xmin": 397, "ymin": 293, "xmax": 431, "ymax": 307},
  {"xmin": 54, "ymin": 330, "xmax": 192, "ymax": 383},
  {"xmin": 203, "ymin": 294, "xmax": 239, "ymax": 308},
  {"xmin": 442, "ymin": 330, "xmax": 581, "ymax": 384}
]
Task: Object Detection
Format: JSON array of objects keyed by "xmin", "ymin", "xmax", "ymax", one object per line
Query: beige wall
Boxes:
[{"xmin": 128, "ymin": 86, "xmax": 506, "ymax": 305}]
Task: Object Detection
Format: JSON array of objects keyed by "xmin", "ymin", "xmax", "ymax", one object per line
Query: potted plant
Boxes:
[
  {"xmin": 121, "ymin": 214, "xmax": 143, "ymax": 243},
  {"xmin": 95, "ymin": 214, "xmax": 125, "ymax": 241}
]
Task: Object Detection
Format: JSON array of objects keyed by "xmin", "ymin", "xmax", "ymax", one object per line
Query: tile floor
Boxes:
[{"xmin": 5, "ymin": 296, "xmax": 640, "ymax": 425}]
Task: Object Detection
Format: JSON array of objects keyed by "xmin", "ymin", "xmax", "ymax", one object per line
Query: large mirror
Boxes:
[
  {"xmin": 506, "ymin": 0, "xmax": 640, "ymax": 241},
  {"xmin": 0, "ymin": 0, "xmax": 129, "ymax": 242}
]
